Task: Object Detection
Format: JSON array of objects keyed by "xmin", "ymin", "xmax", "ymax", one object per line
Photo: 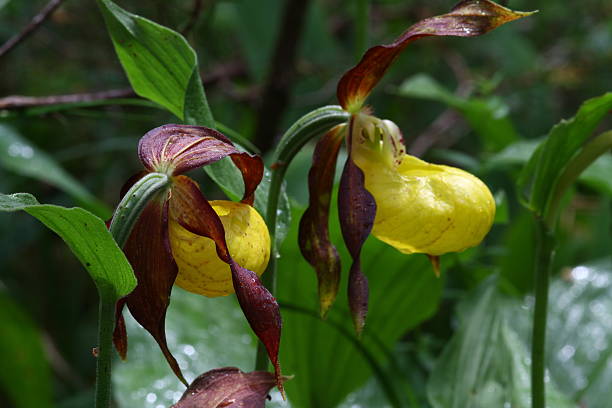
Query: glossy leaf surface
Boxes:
[
  {"xmin": 97, "ymin": 0, "xmax": 214, "ymax": 126},
  {"xmin": 519, "ymin": 92, "xmax": 612, "ymax": 217}
]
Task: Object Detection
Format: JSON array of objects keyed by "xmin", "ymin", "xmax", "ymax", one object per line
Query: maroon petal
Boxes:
[
  {"xmin": 337, "ymin": 0, "xmax": 534, "ymax": 111},
  {"xmin": 169, "ymin": 176, "xmax": 283, "ymax": 394},
  {"xmin": 338, "ymin": 121, "xmax": 377, "ymax": 335},
  {"xmin": 298, "ymin": 125, "xmax": 345, "ymax": 317},
  {"xmin": 120, "ymin": 196, "xmax": 187, "ymax": 385},
  {"xmin": 172, "ymin": 367, "xmax": 282, "ymax": 408},
  {"xmin": 138, "ymin": 125, "xmax": 264, "ymax": 204}
]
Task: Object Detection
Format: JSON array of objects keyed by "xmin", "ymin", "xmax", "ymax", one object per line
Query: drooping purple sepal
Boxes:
[
  {"xmin": 298, "ymin": 125, "xmax": 345, "ymax": 317},
  {"xmin": 338, "ymin": 151, "xmax": 376, "ymax": 335}
]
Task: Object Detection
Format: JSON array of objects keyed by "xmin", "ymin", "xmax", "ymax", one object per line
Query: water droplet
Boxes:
[
  {"xmin": 146, "ymin": 392, "xmax": 157, "ymax": 403},
  {"xmin": 182, "ymin": 344, "xmax": 196, "ymax": 356},
  {"xmin": 571, "ymin": 265, "xmax": 590, "ymax": 281},
  {"xmin": 558, "ymin": 344, "xmax": 575, "ymax": 361},
  {"xmin": 7, "ymin": 143, "xmax": 34, "ymax": 159}
]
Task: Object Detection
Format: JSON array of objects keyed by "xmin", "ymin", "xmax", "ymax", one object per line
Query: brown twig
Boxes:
[
  {"xmin": 252, "ymin": 0, "xmax": 313, "ymax": 153},
  {"xmin": 0, "ymin": 0, "xmax": 65, "ymax": 59},
  {"xmin": 0, "ymin": 59, "xmax": 247, "ymax": 110},
  {"xmin": 0, "ymin": 89, "xmax": 135, "ymax": 109}
]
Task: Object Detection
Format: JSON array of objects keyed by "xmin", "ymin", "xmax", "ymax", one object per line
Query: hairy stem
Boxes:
[{"xmin": 531, "ymin": 218, "xmax": 554, "ymax": 408}]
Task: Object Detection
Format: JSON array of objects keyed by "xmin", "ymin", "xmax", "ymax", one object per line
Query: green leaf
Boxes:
[
  {"xmin": 96, "ymin": 0, "xmax": 213, "ymax": 127},
  {"xmin": 427, "ymin": 277, "xmax": 574, "ymax": 408},
  {"xmin": 0, "ymin": 124, "xmax": 110, "ymax": 218},
  {"xmin": 519, "ymin": 93, "xmax": 612, "ymax": 217},
  {"xmin": 0, "ymin": 192, "xmax": 136, "ymax": 301},
  {"xmin": 0, "ymin": 291, "xmax": 54, "ymax": 408},
  {"xmin": 398, "ymin": 74, "xmax": 519, "ymax": 151},
  {"xmin": 277, "ymin": 202, "xmax": 443, "ymax": 408}
]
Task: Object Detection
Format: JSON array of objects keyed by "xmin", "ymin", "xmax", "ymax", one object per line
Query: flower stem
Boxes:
[
  {"xmin": 254, "ymin": 105, "xmax": 350, "ymax": 371},
  {"xmin": 531, "ymin": 218, "xmax": 555, "ymax": 408},
  {"xmin": 94, "ymin": 296, "xmax": 116, "ymax": 408}
]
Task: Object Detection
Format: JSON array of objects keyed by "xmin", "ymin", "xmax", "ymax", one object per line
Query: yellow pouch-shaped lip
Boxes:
[
  {"xmin": 355, "ymin": 152, "xmax": 495, "ymax": 256},
  {"xmin": 169, "ymin": 200, "xmax": 271, "ymax": 297}
]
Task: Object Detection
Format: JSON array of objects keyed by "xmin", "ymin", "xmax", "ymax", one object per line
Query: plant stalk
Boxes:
[
  {"xmin": 254, "ymin": 106, "xmax": 350, "ymax": 371},
  {"xmin": 255, "ymin": 164, "xmax": 287, "ymax": 371},
  {"xmin": 94, "ymin": 296, "xmax": 116, "ymax": 408},
  {"xmin": 531, "ymin": 218, "xmax": 555, "ymax": 408}
]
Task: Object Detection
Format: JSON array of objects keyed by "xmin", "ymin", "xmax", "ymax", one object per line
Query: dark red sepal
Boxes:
[
  {"xmin": 119, "ymin": 196, "xmax": 187, "ymax": 385},
  {"xmin": 172, "ymin": 367, "xmax": 283, "ymax": 408},
  {"xmin": 338, "ymin": 122, "xmax": 376, "ymax": 335},
  {"xmin": 169, "ymin": 176, "xmax": 283, "ymax": 394},
  {"xmin": 298, "ymin": 125, "xmax": 345, "ymax": 317},
  {"xmin": 337, "ymin": 0, "xmax": 534, "ymax": 111},
  {"xmin": 138, "ymin": 125, "xmax": 264, "ymax": 204}
]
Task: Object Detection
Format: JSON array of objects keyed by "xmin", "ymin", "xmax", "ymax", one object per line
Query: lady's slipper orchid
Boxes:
[
  {"xmin": 112, "ymin": 125, "xmax": 283, "ymax": 391},
  {"xmin": 299, "ymin": 0, "xmax": 532, "ymax": 333}
]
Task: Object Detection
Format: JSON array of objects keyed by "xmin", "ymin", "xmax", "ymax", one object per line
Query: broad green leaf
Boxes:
[
  {"xmin": 398, "ymin": 74, "xmax": 519, "ymax": 151},
  {"xmin": 0, "ymin": 192, "xmax": 136, "ymax": 301},
  {"xmin": 487, "ymin": 138, "xmax": 612, "ymax": 197},
  {"xmin": 96, "ymin": 0, "xmax": 214, "ymax": 126},
  {"xmin": 427, "ymin": 278, "xmax": 574, "ymax": 408},
  {"xmin": 519, "ymin": 93, "xmax": 612, "ymax": 217},
  {"xmin": 277, "ymin": 202, "xmax": 443, "ymax": 408},
  {"xmin": 0, "ymin": 290, "xmax": 54, "ymax": 408},
  {"xmin": 0, "ymin": 124, "xmax": 110, "ymax": 218}
]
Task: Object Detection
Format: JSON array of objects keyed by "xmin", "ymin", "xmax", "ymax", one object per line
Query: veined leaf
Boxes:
[
  {"xmin": 519, "ymin": 92, "xmax": 612, "ymax": 217},
  {"xmin": 0, "ymin": 193, "xmax": 136, "ymax": 301},
  {"xmin": 0, "ymin": 124, "xmax": 110, "ymax": 218},
  {"xmin": 96, "ymin": 0, "xmax": 214, "ymax": 127},
  {"xmin": 427, "ymin": 277, "xmax": 574, "ymax": 408}
]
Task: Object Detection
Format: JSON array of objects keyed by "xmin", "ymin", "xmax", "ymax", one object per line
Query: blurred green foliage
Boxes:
[{"xmin": 1, "ymin": 0, "xmax": 611, "ymax": 407}]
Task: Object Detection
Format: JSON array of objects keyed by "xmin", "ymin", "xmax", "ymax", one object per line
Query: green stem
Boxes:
[
  {"xmin": 355, "ymin": 0, "xmax": 369, "ymax": 60},
  {"xmin": 254, "ymin": 105, "xmax": 350, "ymax": 371},
  {"xmin": 94, "ymin": 296, "xmax": 116, "ymax": 408},
  {"xmin": 531, "ymin": 218, "xmax": 555, "ymax": 408}
]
